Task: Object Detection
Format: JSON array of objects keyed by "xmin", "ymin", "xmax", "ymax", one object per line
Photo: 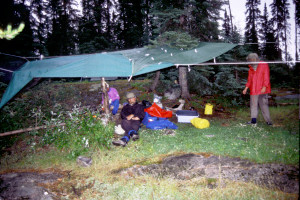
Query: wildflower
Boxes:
[
  {"xmin": 85, "ymin": 139, "xmax": 89, "ymax": 148},
  {"xmin": 93, "ymin": 115, "xmax": 97, "ymax": 118}
]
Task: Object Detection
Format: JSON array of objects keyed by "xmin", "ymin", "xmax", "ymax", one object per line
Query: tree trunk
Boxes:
[
  {"xmin": 227, "ymin": 0, "xmax": 234, "ymax": 33},
  {"xmin": 178, "ymin": 66, "xmax": 191, "ymax": 100},
  {"xmin": 101, "ymin": 77, "xmax": 110, "ymax": 114},
  {"xmin": 295, "ymin": 12, "xmax": 298, "ymax": 60},
  {"xmin": 149, "ymin": 70, "xmax": 160, "ymax": 92},
  {"xmin": 235, "ymin": 69, "xmax": 239, "ymax": 82}
]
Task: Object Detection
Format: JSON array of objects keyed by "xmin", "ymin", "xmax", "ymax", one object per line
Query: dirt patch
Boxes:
[{"xmin": 118, "ymin": 153, "xmax": 299, "ymax": 194}]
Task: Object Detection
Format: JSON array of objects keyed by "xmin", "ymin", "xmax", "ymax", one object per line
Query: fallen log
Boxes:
[{"xmin": 0, "ymin": 123, "xmax": 66, "ymax": 137}]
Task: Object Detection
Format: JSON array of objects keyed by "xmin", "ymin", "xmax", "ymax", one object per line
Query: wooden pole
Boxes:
[
  {"xmin": 101, "ymin": 77, "xmax": 110, "ymax": 114},
  {"xmin": 0, "ymin": 123, "xmax": 66, "ymax": 137}
]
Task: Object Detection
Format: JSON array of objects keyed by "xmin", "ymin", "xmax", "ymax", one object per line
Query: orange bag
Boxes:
[{"xmin": 144, "ymin": 103, "xmax": 173, "ymax": 118}]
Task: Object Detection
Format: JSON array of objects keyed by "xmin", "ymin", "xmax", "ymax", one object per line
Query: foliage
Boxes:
[
  {"xmin": 0, "ymin": 72, "xmax": 7, "ymax": 91},
  {"xmin": 0, "ymin": 0, "xmax": 34, "ymax": 56},
  {"xmin": 149, "ymin": 31, "xmax": 199, "ymax": 50},
  {"xmin": 42, "ymin": 104, "xmax": 114, "ymax": 158},
  {"xmin": 214, "ymin": 66, "xmax": 246, "ymax": 105},
  {"xmin": 188, "ymin": 66, "xmax": 214, "ymax": 96},
  {"xmin": 0, "ymin": 98, "xmax": 33, "ymax": 133},
  {"xmin": 0, "ymin": 23, "xmax": 25, "ymax": 40}
]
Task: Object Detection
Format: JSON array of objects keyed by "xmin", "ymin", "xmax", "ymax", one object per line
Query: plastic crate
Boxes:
[{"xmin": 175, "ymin": 110, "xmax": 199, "ymax": 123}]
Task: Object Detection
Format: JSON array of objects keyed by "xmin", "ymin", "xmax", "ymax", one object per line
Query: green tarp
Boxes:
[{"xmin": 0, "ymin": 42, "xmax": 237, "ymax": 108}]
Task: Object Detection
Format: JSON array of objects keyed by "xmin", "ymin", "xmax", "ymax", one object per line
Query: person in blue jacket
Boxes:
[{"xmin": 112, "ymin": 92, "xmax": 145, "ymax": 147}]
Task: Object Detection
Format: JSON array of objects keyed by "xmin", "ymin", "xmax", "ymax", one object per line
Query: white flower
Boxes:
[{"xmin": 85, "ymin": 139, "xmax": 89, "ymax": 148}]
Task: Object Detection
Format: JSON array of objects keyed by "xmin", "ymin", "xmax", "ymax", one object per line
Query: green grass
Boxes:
[
  {"xmin": 0, "ymin": 80, "xmax": 299, "ymax": 199},
  {"xmin": 112, "ymin": 119, "xmax": 298, "ymax": 165},
  {"xmin": 1, "ymin": 107, "xmax": 298, "ymax": 199}
]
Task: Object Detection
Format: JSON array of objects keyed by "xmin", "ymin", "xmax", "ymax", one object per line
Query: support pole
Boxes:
[{"xmin": 101, "ymin": 77, "xmax": 110, "ymax": 114}]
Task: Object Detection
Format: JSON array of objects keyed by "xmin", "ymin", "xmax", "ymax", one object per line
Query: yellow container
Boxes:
[{"xmin": 204, "ymin": 103, "xmax": 213, "ymax": 115}]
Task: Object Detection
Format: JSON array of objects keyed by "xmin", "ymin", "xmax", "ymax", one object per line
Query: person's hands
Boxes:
[
  {"xmin": 242, "ymin": 87, "xmax": 248, "ymax": 95},
  {"xmin": 126, "ymin": 114, "xmax": 134, "ymax": 120},
  {"xmin": 261, "ymin": 87, "xmax": 266, "ymax": 93},
  {"xmin": 132, "ymin": 117, "xmax": 140, "ymax": 120}
]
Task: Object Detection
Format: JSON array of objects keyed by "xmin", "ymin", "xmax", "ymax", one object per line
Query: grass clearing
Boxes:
[
  {"xmin": 1, "ymin": 109, "xmax": 298, "ymax": 199},
  {"xmin": 0, "ymin": 80, "xmax": 298, "ymax": 199}
]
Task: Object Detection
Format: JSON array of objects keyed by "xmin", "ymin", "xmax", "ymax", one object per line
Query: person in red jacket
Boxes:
[{"xmin": 242, "ymin": 53, "xmax": 272, "ymax": 125}]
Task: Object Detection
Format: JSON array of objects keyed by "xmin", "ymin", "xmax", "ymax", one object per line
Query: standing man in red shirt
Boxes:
[{"xmin": 242, "ymin": 53, "xmax": 272, "ymax": 125}]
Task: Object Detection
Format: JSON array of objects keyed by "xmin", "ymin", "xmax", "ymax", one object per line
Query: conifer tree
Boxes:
[
  {"xmin": 259, "ymin": 3, "xmax": 280, "ymax": 60},
  {"xmin": 78, "ymin": 0, "xmax": 111, "ymax": 53},
  {"xmin": 270, "ymin": 0, "xmax": 291, "ymax": 61},
  {"xmin": 46, "ymin": 0, "xmax": 79, "ymax": 55},
  {"xmin": 118, "ymin": 0, "xmax": 144, "ymax": 49},
  {"xmin": 244, "ymin": 0, "xmax": 261, "ymax": 52},
  {"xmin": 30, "ymin": 0, "xmax": 49, "ymax": 55},
  {"xmin": 293, "ymin": 0, "xmax": 299, "ymax": 60},
  {"xmin": 190, "ymin": 0, "xmax": 224, "ymax": 41},
  {"xmin": 149, "ymin": 0, "xmax": 225, "ymax": 99},
  {"xmin": 222, "ymin": 9, "xmax": 232, "ymax": 42}
]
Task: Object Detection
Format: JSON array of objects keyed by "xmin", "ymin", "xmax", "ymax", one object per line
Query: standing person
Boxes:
[
  {"xmin": 102, "ymin": 84, "xmax": 120, "ymax": 115},
  {"xmin": 242, "ymin": 53, "xmax": 272, "ymax": 125},
  {"xmin": 112, "ymin": 92, "xmax": 145, "ymax": 147}
]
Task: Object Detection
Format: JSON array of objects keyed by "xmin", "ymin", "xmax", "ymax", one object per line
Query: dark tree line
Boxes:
[{"xmin": 0, "ymin": 0, "xmax": 297, "ymax": 58}]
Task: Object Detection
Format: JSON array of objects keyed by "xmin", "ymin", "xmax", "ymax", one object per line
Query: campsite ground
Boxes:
[{"xmin": 0, "ymin": 79, "xmax": 299, "ymax": 199}]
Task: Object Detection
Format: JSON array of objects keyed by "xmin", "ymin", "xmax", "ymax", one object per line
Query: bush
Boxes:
[{"xmin": 42, "ymin": 104, "xmax": 114, "ymax": 158}]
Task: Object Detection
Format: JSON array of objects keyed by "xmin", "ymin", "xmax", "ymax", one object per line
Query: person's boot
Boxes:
[
  {"xmin": 266, "ymin": 121, "xmax": 273, "ymax": 126},
  {"xmin": 129, "ymin": 130, "xmax": 139, "ymax": 141},
  {"xmin": 112, "ymin": 138, "xmax": 127, "ymax": 147},
  {"xmin": 132, "ymin": 134, "xmax": 139, "ymax": 141},
  {"xmin": 246, "ymin": 118, "xmax": 256, "ymax": 125}
]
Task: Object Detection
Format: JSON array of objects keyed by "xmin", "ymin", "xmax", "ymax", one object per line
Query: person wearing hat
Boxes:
[
  {"xmin": 101, "ymin": 84, "xmax": 120, "ymax": 115},
  {"xmin": 243, "ymin": 53, "xmax": 272, "ymax": 125},
  {"xmin": 112, "ymin": 92, "xmax": 145, "ymax": 147}
]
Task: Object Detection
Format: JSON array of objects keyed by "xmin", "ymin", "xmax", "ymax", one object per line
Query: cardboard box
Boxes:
[{"xmin": 176, "ymin": 110, "xmax": 199, "ymax": 123}]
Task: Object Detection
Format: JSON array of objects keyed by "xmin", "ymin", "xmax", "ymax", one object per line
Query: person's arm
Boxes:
[
  {"xmin": 243, "ymin": 87, "xmax": 248, "ymax": 95},
  {"xmin": 120, "ymin": 105, "xmax": 128, "ymax": 119},
  {"xmin": 127, "ymin": 114, "xmax": 135, "ymax": 120},
  {"xmin": 261, "ymin": 63, "xmax": 270, "ymax": 93},
  {"xmin": 133, "ymin": 104, "xmax": 145, "ymax": 120}
]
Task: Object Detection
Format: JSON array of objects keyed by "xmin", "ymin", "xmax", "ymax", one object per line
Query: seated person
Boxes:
[
  {"xmin": 112, "ymin": 92, "xmax": 145, "ymax": 147},
  {"xmin": 101, "ymin": 84, "xmax": 120, "ymax": 115}
]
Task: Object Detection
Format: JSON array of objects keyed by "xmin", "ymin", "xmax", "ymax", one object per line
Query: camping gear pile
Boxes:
[{"xmin": 142, "ymin": 101, "xmax": 177, "ymax": 130}]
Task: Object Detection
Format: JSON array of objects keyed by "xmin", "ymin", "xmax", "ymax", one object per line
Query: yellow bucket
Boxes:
[{"xmin": 204, "ymin": 103, "xmax": 213, "ymax": 115}]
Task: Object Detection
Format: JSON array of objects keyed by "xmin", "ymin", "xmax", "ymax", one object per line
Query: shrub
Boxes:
[{"xmin": 42, "ymin": 104, "xmax": 114, "ymax": 158}]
